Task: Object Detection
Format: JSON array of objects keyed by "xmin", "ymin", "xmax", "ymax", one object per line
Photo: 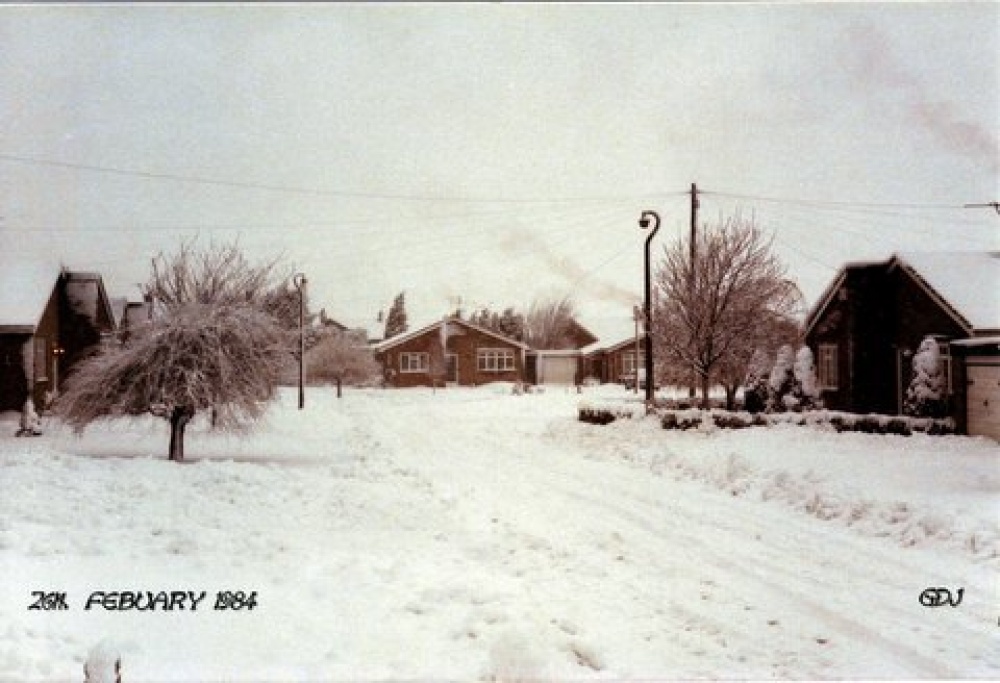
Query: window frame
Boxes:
[
  {"xmin": 477, "ymin": 348, "xmax": 515, "ymax": 372},
  {"xmin": 399, "ymin": 352, "xmax": 430, "ymax": 373},
  {"xmin": 817, "ymin": 343, "xmax": 838, "ymax": 390},
  {"xmin": 34, "ymin": 336, "xmax": 48, "ymax": 382}
]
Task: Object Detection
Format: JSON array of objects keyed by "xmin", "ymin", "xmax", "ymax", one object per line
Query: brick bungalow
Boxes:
[
  {"xmin": 375, "ymin": 316, "xmax": 529, "ymax": 388},
  {"xmin": 585, "ymin": 335, "xmax": 648, "ymax": 385},
  {"xmin": 1, "ymin": 264, "xmax": 117, "ymax": 413},
  {"xmin": 804, "ymin": 252, "xmax": 1000, "ymax": 439}
]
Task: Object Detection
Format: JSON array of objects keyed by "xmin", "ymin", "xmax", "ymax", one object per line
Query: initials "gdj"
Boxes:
[{"xmin": 919, "ymin": 587, "xmax": 964, "ymax": 608}]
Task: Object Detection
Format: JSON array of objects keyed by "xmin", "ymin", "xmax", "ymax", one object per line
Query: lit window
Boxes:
[
  {"xmin": 399, "ymin": 352, "xmax": 429, "ymax": 373},
  {"xmin": 817, "ymin": 344, "xmax": 838, "ymax": 390},
  {"xmin": 477, "ymin": 349, "xmax": 515, "ymax": 372}
]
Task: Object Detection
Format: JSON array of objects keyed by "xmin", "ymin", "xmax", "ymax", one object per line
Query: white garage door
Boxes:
[
  {"xmin": 539, "ymin": 356, "xmax": 577, "ymax": 385},
  {"xmin": 967, "ymin": 363, "xmax": 1000, "ymax": 441}
]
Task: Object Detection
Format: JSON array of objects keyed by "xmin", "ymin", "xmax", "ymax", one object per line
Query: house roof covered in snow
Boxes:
[
  {"xmin": 375, "ymin": 316, "xmax": 530, "ymax": 352},
  {"xmin": 0, "ymin": 261, "xmax": 119, "ymax": 334},
  {"xmin": 891, "ymin": 252, "xmax": 1000, "ymax": 333},
  {"xmin": 0, "ymin": 260, "xmax": 63, "ymax": 331},
  {"xmin": 805, "ymin": 251, "xmax": 1000, "ymax": 337}
]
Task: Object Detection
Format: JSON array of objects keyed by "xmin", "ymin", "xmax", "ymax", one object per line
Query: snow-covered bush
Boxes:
[
  {"xmin": 791, "ymin": 346, "xmax": 822, "ymax": 411},
  {"xmin": 767, "ymin": 344, "xmax": 796, "ymax": 412},
  {"xmin": 765, "ymin": 345, "xmax": 822, "ymax": 412},
  {"xmin": 904, "ymin": 336, "xmax": 946, "ymax": 418},
  {"xmin": 742, "ymin": 349, "xmax": 771, "ymax": 414},
  {"xmin": 578, "ymin": 401, "xmax": 643, "ymax": 425},
  {"xmin": 655, "ymin": 406, "xmax": 954, "ymax": 436}
]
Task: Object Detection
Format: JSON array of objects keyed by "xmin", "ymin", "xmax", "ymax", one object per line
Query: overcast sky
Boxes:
[{"xmin": 1, "ymin": 3, "xmax": 997, "ymax": 340}]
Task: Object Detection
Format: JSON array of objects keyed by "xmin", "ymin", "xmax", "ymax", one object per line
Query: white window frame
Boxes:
[
  {"xmin": 399, "ymin": 352, "xmax": 429, "ymax": 373},
  {"xmin": 477, "ymin": 348, "xmax": 515, "ymax": 372},
  {"xmin": 937, "ymin": 341, "xmax": 953, "ymax": 396},
  {"xmin": 817, "ymin": 343, "xmax": 838, "ymax": 390},
  {"xmin": 34, "ymin": 336, "xmax": 48, "ymax": 382},
  {"xmin": 623, "ymin": 350, "xmax": 645, "ymax": 375}
]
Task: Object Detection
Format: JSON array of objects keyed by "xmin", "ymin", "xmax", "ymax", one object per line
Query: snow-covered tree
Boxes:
[
  {"xmin": 306, "ymin": 331, "xmax": 380, "ymax": 398},
  {"xmin": 383, "ymin": 292, "xmax": 409, "ymax": 340},
  {"xmin": 652, "ymin": 214, "xmax": 802, "ymax": 407},
  {"xmin": 792, "ymin": 346, "xmax": 822, "ymax": 410},
  {"xmin": 767, "ymin": 344, "xmax": 796, "ymax": 412},
  {"xmin": 56, "ymin": 242, "xmax": 289, "ymax": 461},
  {"xmin": 904, "ymin": 336, "xmax": 946, "ymax": 418}
]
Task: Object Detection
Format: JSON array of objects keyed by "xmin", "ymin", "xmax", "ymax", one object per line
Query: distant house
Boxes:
[
  {"xmin": 525, "ymin": 319, "xmax": 598, "ymax": 386},
  {"xmin": 0, "ymin": 265, "xmax": 117, "ymax": 413},
  {"xmin": 804, "ymin": 252, "xmax": 1000, "ymax": 439},
  {"xmin": 375, "ymin": 316, "xmax": 529, "ymax": 388},
  {"xmin": 585, "ymin": 335, "xmax": 649, "ymax": 385}
]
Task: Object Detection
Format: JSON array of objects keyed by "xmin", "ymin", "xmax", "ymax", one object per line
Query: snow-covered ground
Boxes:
[{"xmin": 1, "ymin": 384, "xmax": 997, "ymax": 681}]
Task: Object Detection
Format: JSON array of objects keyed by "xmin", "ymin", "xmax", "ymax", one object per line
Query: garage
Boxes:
[
  {"xmin": 966, "ymin": 361, "xmax": 1000, "ymax": 441},
  {"xmin": 530, "ymin": 351, "xmax": 581, "ymax": 385}
]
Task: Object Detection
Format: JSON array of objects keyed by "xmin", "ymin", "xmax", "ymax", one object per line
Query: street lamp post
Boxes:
[
  {"xmin": 293, "ymin": 273, "xmax": 307, "ymax": 410},
  {"xmin": 638, "ymin": 210, "xmax": 660, "ymax": 406},
  {"xmin": 632, "ymin": 304, "xmax": 642, "ymax": 395}
]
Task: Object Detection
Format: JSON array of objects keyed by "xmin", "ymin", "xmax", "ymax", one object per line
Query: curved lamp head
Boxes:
[
  {"xmin": 638, "ymin": 210, "xmax": 660, "ymax": 230},
  {"xmin": 293, "ymin": 273, "xmax": 308, "ymax": 290}
]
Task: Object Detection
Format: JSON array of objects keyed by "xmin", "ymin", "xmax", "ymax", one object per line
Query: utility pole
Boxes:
[
  {"xmin": 688, "ymin": 182, "xmax": 699, "ymax": 399},
  {"xmin": 293, "ymin": 273, "xmax": 308, "ymax": 410},
  {"xmin": 690, "ymin": 182, "xmax": 699, "ymax": 270}
]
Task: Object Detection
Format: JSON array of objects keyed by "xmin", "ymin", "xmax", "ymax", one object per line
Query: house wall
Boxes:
[
  {"xmin": 380, "ymin": 327, "xmax": 524, "ymax": 387},
  {"xmin": 806, "ymin": 264, "xmax": 971, "ymax": 420},
  {"xmin": 0, "ymin": 334, "xmax": 30, "ymax": 411},
  {"xmin": 30, "ymin": 284, "xmax": 62, "ymax": 410}
]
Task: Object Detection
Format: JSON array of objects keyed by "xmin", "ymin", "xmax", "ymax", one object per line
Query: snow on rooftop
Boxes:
[
  {"xmin": 0, "ymin": 260, "xmax": 62, "ymax": 329},
  {"xmin": 898, "ymin": 252, "xmax": 1000, "ymax": 331}
]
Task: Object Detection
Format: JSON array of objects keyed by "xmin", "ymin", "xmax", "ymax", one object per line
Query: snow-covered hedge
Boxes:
[
  {"xmin": 656, "ymin": 408, "xmax": 955, "ymax": 436},
  {"xmin": 577, "ymin": 401, "xmax": 645, "ymax": 425}
]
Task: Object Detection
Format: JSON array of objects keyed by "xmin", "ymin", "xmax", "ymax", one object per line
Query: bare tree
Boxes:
[
  {"xmin": 306, "ymin": 331, "xmax": 380, "ymax": 398},
  {"xmin": 56, "ymin": 241, "xmax": 290, "ymax": 461},
  {"xmin": 523, "ymin": 295, "xmax": 579, "ymax": 349},
  {"xmin": 652, "ymin": 215, "xmax": 802, "ymax": 407}
]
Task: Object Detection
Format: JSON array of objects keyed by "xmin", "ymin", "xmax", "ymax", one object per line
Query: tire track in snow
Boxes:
[{"xmin": 348, "ymin": 394, "xmax": 992, "ymax": 678}]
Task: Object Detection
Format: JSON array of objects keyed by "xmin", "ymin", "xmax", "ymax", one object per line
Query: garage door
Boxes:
[
  {"xmin": 539, "ymin": 356, "xmax": 577, "ymax": 385},
  {"xmin": 967, "ymin": 363, "xmax": 1000, "ymax": 441}
]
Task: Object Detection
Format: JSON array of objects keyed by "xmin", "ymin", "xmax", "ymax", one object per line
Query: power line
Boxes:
[
  {"xmin": 0, "ymin": 152, "xmax": 684, "ymax": 205},
  {"xmin": 703, "ymin": 189, "xmax": 966, "ymax": 211}
]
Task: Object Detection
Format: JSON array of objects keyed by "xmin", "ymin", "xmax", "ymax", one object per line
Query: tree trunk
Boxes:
[
  {"xmin": 168, "ymin": 406, "xmax": 194, "ymax": 462},
  {"xmin": 700, "ymin": 373, "xmax": 711, "ymax": 409},
  {"xmin": 725, "ymin": 384, "xmax": 737, "ymax": 411},
  {"xmin": 336, "ymin": 377, "xmax": 342, "ymax": 399}
]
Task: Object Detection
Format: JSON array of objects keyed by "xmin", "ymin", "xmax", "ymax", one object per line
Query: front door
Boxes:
[{"xmin": 446, "ymin": 353, "xmax": 458, "ymax": 384}]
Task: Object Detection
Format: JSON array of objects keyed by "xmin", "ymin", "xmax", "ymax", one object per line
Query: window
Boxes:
[
  {"xmin": 477, "ymin": 348, "xmax": 515, "ymax": 372},
  {"xmin": 399, "ymin": 352, "xmax": 429, "ymax": 373},
  {"xmin": 623, "ymin": 351, "xmax": 645, "ymax": 375},
  {"xmin": 817, "ymin": 344, "xmax": 838, "ymax": 390},
  {"xmin": 937, "ymin": 341, "xmax": 953, "ymax": 396},
  {"xmin": 34, "ymin": 337, "xmax": 48, "ymax": 382}
]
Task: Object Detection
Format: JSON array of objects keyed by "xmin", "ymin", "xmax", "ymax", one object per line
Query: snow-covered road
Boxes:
[
  {"xmin": 339, "ymin": 388, "xmax": 997, "ymax": 680},
  {"xmin": 1, "ymin": 385, "xmax": 997, "ymax": 680}
]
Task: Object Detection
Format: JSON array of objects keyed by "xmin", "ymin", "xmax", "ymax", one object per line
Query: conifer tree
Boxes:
[
  {"xmin": 904, "ymin": 336, "xmax": 946, "ymax": 418},
  {"xmin": 383, "ymin": 292, "xmax": 409, "ymax": 340}
]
